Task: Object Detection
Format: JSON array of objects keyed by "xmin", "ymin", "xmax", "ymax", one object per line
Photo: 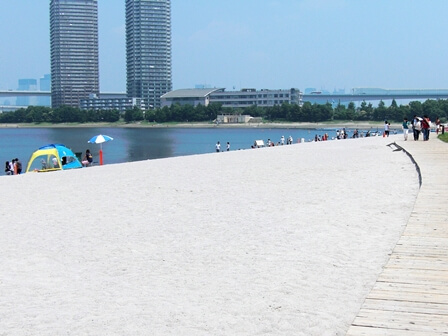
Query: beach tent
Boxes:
[
  {"xmin": 254, "ymin": 140, "xmax": 265, "ymax": 147},
  {"xmin": 26, "ymin": 144, "xmax": 82, "ymax": 173}
]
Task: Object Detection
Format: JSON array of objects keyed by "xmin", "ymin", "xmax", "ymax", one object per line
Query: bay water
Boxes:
[{"xmin": 0, "ymin": 126, "xmax": 358, "ymax": 168}]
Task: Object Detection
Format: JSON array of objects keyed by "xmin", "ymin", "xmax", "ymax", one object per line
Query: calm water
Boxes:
[{"xmin": 0, "ymin": 126, "xmax": 353, "ymax": 168}]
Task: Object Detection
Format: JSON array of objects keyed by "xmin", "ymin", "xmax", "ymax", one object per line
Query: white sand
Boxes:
[{"xmin": 0, "ymin": 135, "xmax": 419, "ymax": 335}]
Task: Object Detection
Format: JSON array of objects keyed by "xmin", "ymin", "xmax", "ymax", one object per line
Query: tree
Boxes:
[
  {"xmin": 286, "ymin": 104, "xmax": 301, "ymax": 121},
  {"xmin": 301, "ymin": 102, "xmax": 313, "ymax": 122},
  {"xmin": 409, "ymin": 101, "xmax": 423, "ymax": 117},
  {"xmin": 387, "ymin": 99, "xmax": 402, "ymax": 121},
  {"xmin": 374, "ymin": 100, "xmax": 387, "ymax": 121},
  {"xmin": 333, "ymin": 102, "xmax": 347, "ymax": 120},
  {"xmin": 346, "ymin": 102, "xmax": 356, "ymax": 120},
  {"xmin": 422, "ymin": 99, "xmax": 443, "ymax": 121}
]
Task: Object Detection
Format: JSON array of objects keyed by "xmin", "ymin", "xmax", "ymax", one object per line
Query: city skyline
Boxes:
[{"xmin": 1, "ymin": 0, "xmax": 448, "ymax": 93}]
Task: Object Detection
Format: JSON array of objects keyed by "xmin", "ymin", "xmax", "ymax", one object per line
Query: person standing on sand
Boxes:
[
  {"xmin": 421, "ymin": 115, "xmax": 431, "ymax": 141},
  {"xmin": 215, "ymin": 141, "xmax": 221, "ymax": 152},
  {"xmin": 412, "ymin": 115, "xmax": 421, "ymax": 141},
  {"xmin": 384, "ymin": 121, "xmax": 390, "ymax": 137},
  {"xmin": 402, "ymin": 118, "xmax": 409, "ymax": 141},
  {"xmin": 226, "ymin": 142, "xmax": 230, "ymax": 151},
  {"xmin": 280, "ymin": 135, "xmax": 285, "ymax": 145},
  {"xmin": 15, "ymin": 158, "xmax": 22, "ymax": 174},
  {"xmin": 436, "ymin": 117, "xmax": 441, "ymax": 134},
  {"xmin": 11, "ymin": 159, "xmax": 17, "ymax": 175},
  {"xmin": 5, "ymin": 161, "xmax": 12, "ymax": 175}
]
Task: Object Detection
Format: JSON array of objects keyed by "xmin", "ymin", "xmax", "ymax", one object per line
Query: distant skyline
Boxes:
[{"xmin": 1, "ymin": 0, "xmax": 448, "ymax": 93}]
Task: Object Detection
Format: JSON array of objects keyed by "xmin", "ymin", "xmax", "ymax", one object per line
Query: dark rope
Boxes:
[{"xmin": 387, "ymin": 142, "xmax": 422, "ymax": 188}]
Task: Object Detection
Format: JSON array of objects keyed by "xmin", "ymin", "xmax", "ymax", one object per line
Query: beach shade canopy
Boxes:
[
  {"xmin": 88, "ymin": 134, "xmax": 114, "ymax": 144},
  {"xmin": 88, "ymin": 134, "xmax": 114, "ymax": 165},
  {"xmin": 25, "ymin": 143, "xmax": 82, "ymax": 173}
]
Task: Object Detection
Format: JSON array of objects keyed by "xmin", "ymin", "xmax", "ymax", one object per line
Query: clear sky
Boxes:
[{"xmin": 1, "ymin": 0, "xmax": 448, "ymax": 93}]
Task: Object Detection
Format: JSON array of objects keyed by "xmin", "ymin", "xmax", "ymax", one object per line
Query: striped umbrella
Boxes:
[{"xmin": 88, "ymin": 134, "xmax": 114, "ymax": 165}]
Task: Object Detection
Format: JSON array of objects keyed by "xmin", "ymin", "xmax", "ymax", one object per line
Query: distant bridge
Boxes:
[
  {"xmin": 0, "ymin": 90, "xmax": 50, "ymax": 97},
  {"xmin": 303, "ymin": 92, "xmax": 448, "ymax": 104}
]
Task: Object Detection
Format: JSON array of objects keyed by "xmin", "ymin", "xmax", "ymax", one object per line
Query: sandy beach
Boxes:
[{"xmin": 0, "ymin": 134, "xmax": 419, "ymax": 335}]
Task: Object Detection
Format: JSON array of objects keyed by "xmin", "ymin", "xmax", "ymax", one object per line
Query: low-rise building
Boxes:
[
  {"xmin": 160, "ymin": 88, "xmax": 303, "ymax": 108},
  {"xmin": 210, "ymin": 88, "xmax": 303, "ymax": 108},
  {"xmin": 160, "ymin": 88, "xmax": 224, "ymax": 107},
  {"xmin": 216, "ymin": 114, "xmax": 252, "ymax": 124},
  {"xmin": 80, "ymin": 94, "xmax": 145, "ymax": 111}
]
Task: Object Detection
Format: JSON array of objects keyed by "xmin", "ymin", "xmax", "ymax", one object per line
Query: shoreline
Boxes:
[{"xmin": 0, "ymin": 121, "xmax": 397, "ymax": 130}]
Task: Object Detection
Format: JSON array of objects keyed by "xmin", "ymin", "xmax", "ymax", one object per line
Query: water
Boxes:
[{"xmin": 0, "ymin": 126, "xmax": 354, "ymax": 168}]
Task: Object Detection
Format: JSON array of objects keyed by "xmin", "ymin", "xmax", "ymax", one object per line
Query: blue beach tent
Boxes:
[{"xmin": 26, "ymin": 144, "xmax": 82, "ymax": 173}]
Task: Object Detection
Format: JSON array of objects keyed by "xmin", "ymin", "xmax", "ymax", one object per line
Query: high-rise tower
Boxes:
[
  {"xmin": 126, "ymin": 0, "xmax": 172, "ymax": 108},
  {"xmin": 50, "ymin": 0, "xmax": 99, "ymax": 108}
]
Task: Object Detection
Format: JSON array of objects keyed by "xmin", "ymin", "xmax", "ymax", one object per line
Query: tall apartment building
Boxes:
[
  {"xmin": 50, "ymin": 0, "xmax": 99, "ymax": 108},
  {"xmin": 126, "ymin": 0, "xmax": 172, "ymax": 108}
]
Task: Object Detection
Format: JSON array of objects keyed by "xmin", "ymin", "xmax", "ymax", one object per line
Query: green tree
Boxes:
[
  {"xmin": 374, "ymin": 100, "xmax": 387, "ymax": 121},
  {"xmin": 409, "ymin": 101, "xmax": 423, "ymax": 117},
  {"xmin": 333, "ymin": 103, "xmax": 347, "ymax": 120},
  {"xmin": 301, "ymin": 102, "xmax": 313, "ymax": 122},
  {"xmin": 422, "ymin": 99, "xmax": 443, "ymax": 121}
]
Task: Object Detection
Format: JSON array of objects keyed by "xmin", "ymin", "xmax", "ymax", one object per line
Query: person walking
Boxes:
[
  {"xmin": 412, "ymin": 115, "xmax": 421, "ymax": 141},
  {"xmin": 402, "ymin": 118, "xmax": 409, "ymax": 141},
  {"xmin": 421, "ymin": 115, "xmax": 431, "ymax": 141},
  {"xmin": 384, "ymin": 121, "xmax": 390, "ymax": 137}
]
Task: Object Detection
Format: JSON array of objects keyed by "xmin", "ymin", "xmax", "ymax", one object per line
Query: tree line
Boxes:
[{"xmin": 1, "ymin": 98, "xmax": 447, "ymax": 124}]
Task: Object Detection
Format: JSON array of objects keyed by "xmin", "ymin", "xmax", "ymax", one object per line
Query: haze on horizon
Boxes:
[{"xmin": 0, "ymin": 0, "xmax": 447, "ymax": 93}]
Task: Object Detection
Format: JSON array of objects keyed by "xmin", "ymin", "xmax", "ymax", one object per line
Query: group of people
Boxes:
[
  {"xmin": 215, "ymin": 141, "xmax": 231, "ymax": 152},
  {"xmin": 402, "ymin": 115, "xmax": 433, "ymax": 141},
  {"xmin": 267, "ymin": 136, "xmax": 296, "ymax": 147},
  {"xmin": 314, "ymin": 133, "xmax": 331, "ymax": 141},
  {"xmin": 4, "ymin": 158, "xmax": 22, "ymax": 175},
  {"xmin": 4, "ymin": 149, "xmax": 93, "ymax": 175}
]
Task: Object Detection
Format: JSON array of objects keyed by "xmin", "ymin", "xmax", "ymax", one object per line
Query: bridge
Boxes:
[
  {"xmin": 0, "ymin": 90, "xmax": 50, "ymax": 97},
  {"xmin": 303, "ymin": 91, "xmax": 448, "ymax": 105}
]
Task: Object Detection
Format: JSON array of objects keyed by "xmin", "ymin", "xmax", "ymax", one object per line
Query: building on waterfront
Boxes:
[
  {"xmin": 161, "ymin": 88, "xmax": 303, "ymax": 108},
  {"xmin": 126, "ymin": 0, "xmax": 172, "ymax": 109},
  {"xmin": 80, "ymin": 93, "xmax": 145, "ymax": 112},
  {"xmin": 160, "ymin": 88, "xmax": 223, "ymax": 107},
  {"xmin": 216, "ymin": 114, "xmax": 253, "ymax": 124},
  {"xmin": 50, "ymin": 0, "xmax": 99, "ymax": 108},
  {"xmin": 210, "ymin": 88, "xmax": 303, "ymax": 108}
]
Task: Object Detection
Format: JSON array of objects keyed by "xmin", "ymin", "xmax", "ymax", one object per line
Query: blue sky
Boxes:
[{"xmin": 1, "ymin": 0, "xmax": 447, "ymax": 93}]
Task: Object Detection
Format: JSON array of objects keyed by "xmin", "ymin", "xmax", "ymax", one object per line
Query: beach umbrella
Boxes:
[{"xmin": 88, "ymin": 134, "xmax": 114, "ymax": 165}]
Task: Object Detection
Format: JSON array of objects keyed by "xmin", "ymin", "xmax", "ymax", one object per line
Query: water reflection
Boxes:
[
  {"xmin": 122, "ymin": 128, "xmax": 175, "ymax": 161},
  {"xmin": 0, "ymin": 126, "xmax": 335, "ymax": 168}
]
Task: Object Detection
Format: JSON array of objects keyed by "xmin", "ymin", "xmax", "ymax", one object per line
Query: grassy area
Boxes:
[{"xmin": 438, "ymin": 132, "xmax": 448, "ymax": 142}]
